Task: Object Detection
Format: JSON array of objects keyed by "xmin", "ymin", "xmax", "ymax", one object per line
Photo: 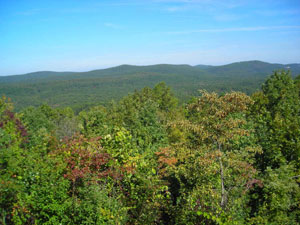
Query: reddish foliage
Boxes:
[
  {"xmin": 155, "ymin": 147, "xmax": 177, "ymax": 176},
  {"xmin": 156, "ymin": 147, "xmax": 177, "ymax": 167},
  {"xmin": 245, "ymin": 178, "xmax": 263, "ymax": 192},
  {"xmin": 5, "ymin": 110, "xmax": 15, "ymax": 120},
  {"xmin": 62, "ymin": 135, "xmax": 123, "ymax": 184},
  {"xmin": 121, "ymin": 165, "xmax": 136, "ymax": 174},
  {"xmin": 14, "ymin": 118, "xmax": 28, "ymax": 137},
  {"xmin": 1, "ymin": 110, "xmax": 28, "ymax": 140}
]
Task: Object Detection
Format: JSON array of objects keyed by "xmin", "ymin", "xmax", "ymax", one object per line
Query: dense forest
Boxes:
[
  {"xmin": 1, "ymin": 61, "xmax": 300, "ymax": 112},
  {"xmin": 1, "ymin": 70, "xmax": 300, "ymax": 224}
]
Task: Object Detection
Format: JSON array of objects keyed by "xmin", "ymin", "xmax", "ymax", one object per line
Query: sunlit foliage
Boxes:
[{"xmin": 1, "ymin": 71, "xmax": 299, "ymax": 224}]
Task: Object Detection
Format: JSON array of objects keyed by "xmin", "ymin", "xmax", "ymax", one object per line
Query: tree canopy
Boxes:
[{"xmin": 1, "ymin": 71, "xmax": 299, "ymax": 224}]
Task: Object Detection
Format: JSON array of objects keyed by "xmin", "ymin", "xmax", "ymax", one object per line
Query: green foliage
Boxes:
[
  {"xmin": 1, "ymin": 74, "xmax": 299, "ymax": 224},
  {"xmin": 113, "ymin": 85, "xmax": 169, "ymax": 153},
  {"xmin": 79, "ymin": 105, "xmax": 111, "ymax": 137},
  {"xmin": 70, "ymin": 184, "xmax": 128, "ymax": 225},
  {"xmin": 249, "ymin": 165, "xmax": 299, "ymax": 225},
  {"xmin": 251, "ymin": 71, "xmax": 300, "ymax": 169},
  {"xmin": 2, "ymin": 61, "xmax": 300, "ymax": 111},
  {"xmin": 59, "ymin": 134, "xmax": 128, "ymax": 224},
  {"xmin": 11, "ymin": 154, "xmax": 70, "ymax": 225},
  {"xmin": 20, "ymin": 104, "xmax": 78, "ymax": 142},
  {"xmin": 101, "ymin": 126, "xmax": 171, "ymax": 224},
  {"xmin": 249, "ymin": 70, "xmax": 300, "ymax": 224},
  {"xmin": 152, "ymin": 82, "xmax": 178, "ymax": 112},
  {"xmin": 0, "ymin": 97, "xmax": 27, "ymax": 224},
  {"xmin": 166, "ymin": 91, "xmax": 262, "ymax": 224}
]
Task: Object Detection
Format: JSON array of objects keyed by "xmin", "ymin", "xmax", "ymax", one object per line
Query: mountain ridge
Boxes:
[
  {"xmin": 1, "ymin": 60, "xmax": 300, "ymax": 79},
  {"xmin": 1, "ymin": 60, "xmax": 300, "ymax": 112}
]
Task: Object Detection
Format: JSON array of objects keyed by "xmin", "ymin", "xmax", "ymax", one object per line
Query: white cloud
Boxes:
[
  {"xmin": 255, "ymin": 9, "xmax": 300, "ymax": 17},
  {"xmin": 165, "ymin": 5, "xmax": 190, "ymax": 12},
  {"xmin": 16, "ymin": 8, "xmax": 42, "ymax": 16},
  {"xmin": 166, "ymin": 6, "xmax": 181, "ymax": 12},
  {"xmin": 104, "ymin": 23, "xmax": 124, "ymax": 30},
  {"xmin": 166, "ymin": 26, "xmax": 300, "ymax": 35},
  {"xmin": 213, "ymin": 14, "xmax": 241, "ymax": 22},
  {"xmin": 153, "ymin": 0, "xmax": 212, "ymax": 3},
  {"xmin": 155, "ymin": 0, "xmax": 244, "ymax": 8}
]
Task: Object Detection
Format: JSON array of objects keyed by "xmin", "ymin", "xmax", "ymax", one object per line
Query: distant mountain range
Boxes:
[{"xmin": 1, "ymin": 60, "xmax": 299, "ymax": 112}]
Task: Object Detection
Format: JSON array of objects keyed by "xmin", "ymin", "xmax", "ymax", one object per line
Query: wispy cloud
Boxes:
[
  {"xmin": 255, "ymin": 9, "xmax": 300, "ymax": 17},
  {"xmin": 161, "ymin": 0, "xmax": 246, "ymax": 14},
  {"xmin": 166, "ymin": 6, "xmax": 188, "ymax": 12},
  {"xmin": 153, "ymin": 0, "xmax": 212, "ymax": 3},
  {"xmin": 104, "ymin": 23, "xmax": 124, "ymax": 30},
  {"xmin": 59, "ymin": 7, "xmax": 99, "ymax": 14},
  {"xmin": 16, "ymin": 8, "xmax": 42, "ymax": 16},
  {"xmin": 213, "ymin": 14, "xmax": 242, "ymax": 22},
  {"xmin": 166, "ymin": 26, "xmax": 300, "ymax": 34},
  {"xmin": 157, "ymin": 0, "xmax": 245, "ymax": 8}
]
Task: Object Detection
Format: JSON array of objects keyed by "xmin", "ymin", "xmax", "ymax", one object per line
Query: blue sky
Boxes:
[{"xmin": 0, "ymin": 0, "xmax": 299, "ymax": 75}]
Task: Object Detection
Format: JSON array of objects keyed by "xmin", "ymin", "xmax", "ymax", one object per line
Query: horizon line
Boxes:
[{"xmin": 1, "ymin": 60, "xmax": 299, "ymax": 77}]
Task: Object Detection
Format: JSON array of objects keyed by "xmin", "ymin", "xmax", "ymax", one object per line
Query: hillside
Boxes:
[
  {"xmin": 201, "ymin": 60, "xmax": 300, "ymax": 77},
  {"xmin": 0, "ymin": 60, "xmax": 299, "ymax": 111}
]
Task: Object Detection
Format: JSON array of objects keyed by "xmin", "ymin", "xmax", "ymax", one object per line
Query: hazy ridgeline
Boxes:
[{"xmin": 1, "ymin": 60, "xmax": 299, "ymax": 112}]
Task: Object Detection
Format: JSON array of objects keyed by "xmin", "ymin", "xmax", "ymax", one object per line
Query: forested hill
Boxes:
[
  {"xmin": 1, "ymin": 60, "xmax": 300, "ymax": 111},
  {"xmin": 197, "ymin": 60, "xmax": 300, "ymax": 77},
  {"xmin": 1, "ymin": 70, "xmax": 300, "ymax": 224}
]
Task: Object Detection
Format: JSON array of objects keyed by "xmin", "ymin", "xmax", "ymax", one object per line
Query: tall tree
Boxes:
[
  {"xmin": 168, "ymin": 91, "xmax": 261, "ymax": 224},
  {"xmin": 249, "ymin": 70, "xmax": 300, "ymax": 224}
]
